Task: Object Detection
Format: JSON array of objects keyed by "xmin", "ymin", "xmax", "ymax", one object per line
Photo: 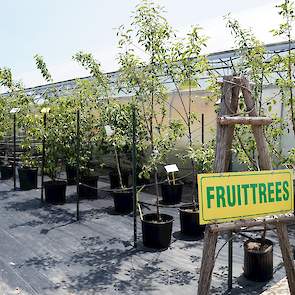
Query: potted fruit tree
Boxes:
[
  {"xmin": 34, "ymin": 55, "xmax": 67, "ymax": 204},
  {"xmin": 73, "ymin": 52, "xmax": 113, "ymax": 199},
  {"xmin": 159, "ymin": 21, "xmax": 217, "ymax": 236},
  {"xmin": 180, "ymin": 142, "xmax": 215, "ymax": 236},
  {"xmin": 18, "ymin": 111, "xmax": 42, "ymax": 190},
  {"xmin": 100, "ymin": 100, "xmax": 136, "ymax": 214},
  {"xmin": 0, "ymin": 67, "xmax": 39, "ymax": 184},
  {"xmin": 0, "ymin": 68, "xmax": 20, "ymax": 180},
  {"xmin": 117, "ymin": 0, "xmax": 184, "ymax": 248},
  {"xmin": 41, "ymin": 102, "xmax": 67, "ymax": 204},
  {"xmin": 161, "ymin": 165, "xmax": 183, "ymax": 205},
  {"xmin": 243, "ymin": 228, "xmax": 274, "ymax": 282}
]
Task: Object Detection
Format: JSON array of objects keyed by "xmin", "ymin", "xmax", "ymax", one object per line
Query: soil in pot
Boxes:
[
  {"xmin": 0, "ymin": 165, "xmax": 13, "ymax": 180},
  {"xmin": 66, "ymin": 165, "xmax": 77, "ymax": 185},
  {"xmin": 142, "ymin": 213, "xmax": 174, "ymax": 249},
  {"xmin": 112, "ymin": 190, "xmax": 133, "ymax": 214},
  {"xmin": 244, "ymin": 238, "xmax": 273, "ymax": 282},
  {"xmin": 44, "ymin": 180, "xmax": 67, "ymax": 204},
  {"xmin": 18, "ymin": 167, "xmax": 38, "ymax": 190},
  {"xmin": 79, "ymin": 175, "xmax": 99, "ymax": 199},
  {"xmin": 109, "ymin": 170, "xmax": 129, "ymax": 189},
  {"xmin": 161, "ymin": 182, "xmax": 183, "ymax": 205},
  {"xmin": 179, "ymin": 205, "xmax": 205, "ymax": 236}
]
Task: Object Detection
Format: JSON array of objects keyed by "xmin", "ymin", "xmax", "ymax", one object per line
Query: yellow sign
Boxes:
[{"xmin": 198, "ymin": 170, "xmax": 294, "ymax": 225}]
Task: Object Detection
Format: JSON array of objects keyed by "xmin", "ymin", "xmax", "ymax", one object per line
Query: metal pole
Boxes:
[
  {"xmin": 228, "ymin": 153, "xmax": 233, "ymax": 291},
  {"xmin": 201, "ymin": 113, "xmax": 204, "ymax": 145},
  {"xmin": 228, "ymin": 231, "xmax": 233, "ymax": 291},
  {"xmin": 41, "ymin": 113, "xmax": 46, "ymax": 202},
  {"xmin": 132, "ymin": 104, "xmax": 137, "ymax": 248},
  {"xmin": 76, "ymin": 110, "xmax": 80, "ymax": 221},
  {"xmin": 13, "ymin": 113, "xmax": 16, "ymax": 191}
]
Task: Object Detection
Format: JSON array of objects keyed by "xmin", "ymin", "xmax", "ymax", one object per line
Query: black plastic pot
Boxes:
[
  {"xmin": 142, "ymin": 213, "xmax": 174, "ymax": 249},
  {"xmin": 109, "ymin": 170, "xmax": 129, "ymax": 189},
  {"xmin": 79, "ymin": 175, "xmax": 99, "ymax": 199},
  {"xmin": 44, "ymin": 180, "xmax": 67, "ymax": 204},
  {"xmin": 66, "ymin": 165, "xmax": 77, "ymax": 185},
  {"xmin": 179, "ymin": 205, "xmax": 205, "ymax": 236},
  {"xmin": 244, "ymin": 238, "xmax": 273, "ymax": 282},
  {"xmin": 18, "ymin": 167, "xmax": 38, "ymax": 190},
  {"xmin": 161, "ymin": 182, "xmax": 183, "ymax": 204},
  {"xmin": 0, "ymin": 165, "xmax": 13, "ymax": 180},
  {"xmin": 112, "ymin": 190, "xmax": 133, "ymax": 214}
]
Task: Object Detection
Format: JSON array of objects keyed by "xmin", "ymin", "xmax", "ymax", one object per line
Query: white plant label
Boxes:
[
  {"xmin": 164, "ymin": 164, "xmax": 179, "ymax": 173},
  {"xmin": 10, "ymin": 108, "xmax": 20, "ymax": 114},
  {"xmin": 41, "ymin": 107, "xmax": 50, "ymax": 114},
  {"xmin": 105, "ymin": 125, "xmax": 114, "ymax": 137}
]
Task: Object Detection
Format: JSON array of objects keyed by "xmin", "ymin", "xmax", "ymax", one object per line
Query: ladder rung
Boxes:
[{"xmin": 217, "ymin": 116, "xmax": 272, "ymax": 126}]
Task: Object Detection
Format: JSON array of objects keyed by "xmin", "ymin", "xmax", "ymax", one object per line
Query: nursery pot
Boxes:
[
  {"xmin": 179, "ymin": 205, "xmax": 205, "ymax": 236},
  {"xmin": 44, "ymin": 180, "xmax": 67, "ymax": 204},
  {"xmin": 66, "ymin": 165, "xmax": 77, "ymax": 185},
  {"xmin": 112, "ymin": 189, "xmax": 133, "ymax": 214},
  {"xmin": 142, "ymin": 213, "xmax": 174, "ymax": 249},
  {"xmin": 79, "ymin": 175, "xmax": 99, "ymax": 199},
  {"xmin": 161, "ymin": 182, "xmax": 183, "ymax": 205},
  {"xmin": 109, "ymin": 170, "xmax": 129, "ymax": 189},
  {"xmin": 18, "ymin": 167, "xmax": 38, "ymax": 190},
  {"xmin": 244, "ymin": 238, "xmax": 273, "ymax": 282},
  {"xmin": 0, "ymin": 165, "xmax": 13, "ymax": 180}
]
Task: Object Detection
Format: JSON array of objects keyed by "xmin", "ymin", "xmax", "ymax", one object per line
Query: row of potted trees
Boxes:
[{"xmin": 0, "ymin": 0, "xmax": 217, "ymax": 250}]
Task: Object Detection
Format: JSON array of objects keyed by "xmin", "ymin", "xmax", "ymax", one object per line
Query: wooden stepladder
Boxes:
[{"xmin": 197, "ymin": 76, "xmax": 295, "ymax": 295}]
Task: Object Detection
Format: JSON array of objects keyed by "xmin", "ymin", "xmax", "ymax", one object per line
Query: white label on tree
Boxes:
[
  {"xmin": 10, "ymin": 108, "xmax": 20, "ymax": 113},
  {"xmin": 105, "ymin": 125, "xmax": 114, "ymax": 137},
  {"xmin": 41, "ymin": 107, "xmax": 50, "ymax": 114},
  {"xmin": 164, "ymin": 164, "xmax": 179, "ymax": 173}
]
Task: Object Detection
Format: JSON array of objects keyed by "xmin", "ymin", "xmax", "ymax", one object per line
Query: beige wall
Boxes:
[{"xmin": 168, "ymin": 89, "xmax": 216, "ymax": 146}]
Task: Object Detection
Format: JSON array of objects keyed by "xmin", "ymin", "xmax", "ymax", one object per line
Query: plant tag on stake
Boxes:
[
  {"xmin": 41, "ymin": 107, "xmax": 50, "ymax": 114},
  {"xmin": 164, "ymin": 164, "xmax": 179, "ymax": 173},
  {"xmin": 105, "ymin": 125, "xmax": 114, "ymax": 137},
  {"xmin": 164, "ymin": 164, "xmax": 179, "ymax": 185},
  {"xmin": 10, "ymin": 108, "xmax": 20, "ymax": 114}
]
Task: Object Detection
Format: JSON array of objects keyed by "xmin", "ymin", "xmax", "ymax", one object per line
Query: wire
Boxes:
[
  {"xmin": 138, "ymin": 200, "xmax": 194, "ymax": 209},
  {"xmin": 77, "ymin": 171, "xmax": 193, "ymax": 192}
]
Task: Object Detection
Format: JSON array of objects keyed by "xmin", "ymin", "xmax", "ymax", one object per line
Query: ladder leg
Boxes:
[
  {"xmin": 197, "ymin": 226, "xmax": 218, "ymax": 295},
  {"xmin": 276, "ymin": 222, "xmax": 295, "ymax": 295}
]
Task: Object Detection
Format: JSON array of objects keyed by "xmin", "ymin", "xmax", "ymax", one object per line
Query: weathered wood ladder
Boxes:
[{"xmin": 197, "ymin": 76, "xmax": 295, "ymax": 295}]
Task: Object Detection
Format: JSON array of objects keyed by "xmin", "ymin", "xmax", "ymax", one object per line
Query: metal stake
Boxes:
[
  {"xmin": 41, "ymin": 113, "xmax": 46, "ymax": 202},
  {"xmin": 132, "ymin": 104, "xmax": 137, "ymax": 248},
  {"xmin": 13, "ymin": 113, "xmax": 16, "ymax": 191},
  {"xmin": 201, "ymin": 113, "xmax": 204, "ymax": 145},
  {"xmin": 228, "ymin": 153, "xmax": 233, "ymax": 291},
  {"xmin": 76, "ymin": 110, "xmax": 80, "ymax": 221},
  {"xmin": 228, "ymin": 231, "xmax": 233, "ymax": 291}
]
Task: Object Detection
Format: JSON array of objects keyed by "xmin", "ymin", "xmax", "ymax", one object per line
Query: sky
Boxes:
[{"xmin": 0, "ymin": 0, "xmax": 285, "ymax": 89}]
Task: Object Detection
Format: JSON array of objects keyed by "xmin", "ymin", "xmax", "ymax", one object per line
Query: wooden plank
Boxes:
[
  {"xmin": 240, "ymin": 76, "xmax": 272, "ymax": 170},
  {"xmin": 197, "ymin": 226, "xmax": 218, "ymax": 295},
  {"xmin": 208, "ymin": 214, "xmax": 295, "ymax": 233},
  {"xmin": 276, "ymin": 222, "xmax": 295, "ymax": 295},
  {"xmin": 218, "ymin": 116, "xmax": 272, "ymax": 126}
]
